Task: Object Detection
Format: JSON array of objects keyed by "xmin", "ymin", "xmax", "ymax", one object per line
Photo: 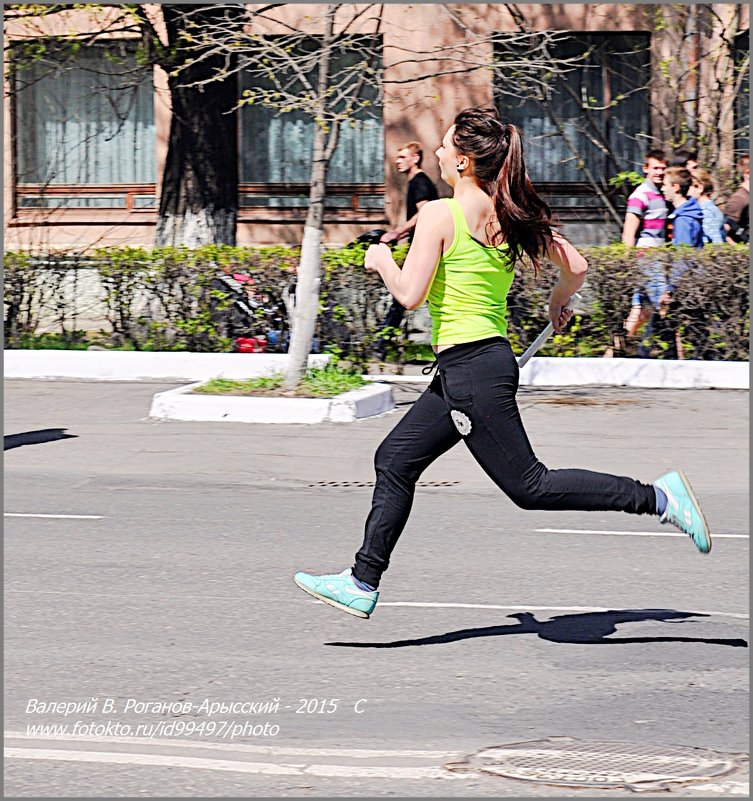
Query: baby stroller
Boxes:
[{"xmin": 209, "ymin": 271, "xmax": 270, "ymax": 352}]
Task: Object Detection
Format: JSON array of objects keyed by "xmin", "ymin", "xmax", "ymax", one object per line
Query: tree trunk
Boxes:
[
  {"xmin": 155, "ymin": 6, "xmax": 239, "ymax": 247},
  {"xmin": 283, "ymin": 124, "xmax": 327, "ymax": 391},
  {"xmin": 283, "ymin": 5, "xmax": 337, "ymax": 391}
]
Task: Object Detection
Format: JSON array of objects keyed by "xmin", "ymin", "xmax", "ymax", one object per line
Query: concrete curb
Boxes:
[
  {"xmin": 364, "ymin": 357, "xmax": 749, "ymax": 390},
  {"xmin": 519, "ymin": 357, "xmax": 749, "ymax": 389},
  {"xmin": 3, "ymin": 351, "xmax": 330, "ymax": 381},
  {"xmin": 148, "ymin": 381, "xmax": 395, "ymax": 424},
  {"xmin": 3, "ymin": 350, "xmax": 748, "ymax": 390}
]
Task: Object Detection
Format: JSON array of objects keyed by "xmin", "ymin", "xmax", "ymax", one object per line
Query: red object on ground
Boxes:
[{"xmin": 234, "ymin": 337, "xmax": 267, "ymax": 353}]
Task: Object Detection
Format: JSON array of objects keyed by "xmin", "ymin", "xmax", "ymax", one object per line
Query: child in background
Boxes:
[
  {"xmin": 655, "ymin": 167, "xmax": 703, "ymax": 359},
  {"xmin": 689, "ymin": 168, "xmax": 726, "ymax": 244},
  {"xmin": 661, "ymin": 168, "xmax": 703, "ymax": 248}
]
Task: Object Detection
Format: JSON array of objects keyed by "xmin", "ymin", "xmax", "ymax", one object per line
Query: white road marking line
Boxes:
[
  {"xmin": 4, "ymin": 732, "xmax": 455, "ymax": 759},
  {"xmin": 4, "ymin": 747, "xmax": 459, "ymax": 780},
  {"xmin": 362, "ymin": 603, "xmax": 750, "ymax": 620},
  {"xmin": 4, "ymin": 746, "xmax": 746, "ymax": 791},
  {"xmin": 4, "ymin": 513, "xmax": 103, "ymax": 519},
  {"xmin": 535, "ymin": 528, "xmax": 749, "ymax": 539},
  {"xmin": 5, "ymin": 587, "xmax": 748, "ymax": 622}
]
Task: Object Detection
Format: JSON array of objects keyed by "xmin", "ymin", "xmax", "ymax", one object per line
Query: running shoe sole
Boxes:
[
  {"xmin": 676, "ymin": 468, "xmax": 712, "ymax": 553},
  {"xmin": 293, "ymin": 575, "xmax": 371, "ymax": 618}
]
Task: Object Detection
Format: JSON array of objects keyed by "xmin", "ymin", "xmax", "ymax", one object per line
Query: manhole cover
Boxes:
[{"xmin": 445, "ymin": 737, "xmax": 747, "ymax": 793}]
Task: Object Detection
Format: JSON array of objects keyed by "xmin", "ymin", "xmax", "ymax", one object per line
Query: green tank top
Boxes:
[{"xmin": 427, "ymin": 197, "xmax": 515, "ymax": 346}]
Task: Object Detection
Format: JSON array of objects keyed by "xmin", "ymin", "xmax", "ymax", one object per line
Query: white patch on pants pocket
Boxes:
[{"xmin": 450, "ymin": 410, "xmax": 472, "ymax": 436}]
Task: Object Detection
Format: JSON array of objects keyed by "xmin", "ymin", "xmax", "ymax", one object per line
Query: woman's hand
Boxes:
[
  {"xmin": 364, "ymin": 243, "xmax": 393, "ymax": 273},
  {"xmin": 548, "ymin": 294, "xmax": 574, "ymax": 333}
]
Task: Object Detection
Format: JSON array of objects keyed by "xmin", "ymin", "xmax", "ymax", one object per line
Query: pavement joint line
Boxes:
[
  {"xmin": 6, "ymin": 517, "xmax": 746, "ymax": 541},
  {"xmin": 535, "ymin": 528, "xmax": 750, "ymax": 539},
  {"xmin": 4, "ymin": 513, "xmax": 104, "ymax": 519}
]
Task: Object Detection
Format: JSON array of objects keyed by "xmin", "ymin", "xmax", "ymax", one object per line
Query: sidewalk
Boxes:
[{"xmin": 4, "ymin": 349, "xmax": 749, "ymax": 389}]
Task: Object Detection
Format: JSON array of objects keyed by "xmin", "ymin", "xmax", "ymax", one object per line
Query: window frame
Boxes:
[
  {"xmin": 9, "ymin": 36, "xmax": 387, "ymax": 226},
  {"xmin": 10, "ymin": 39, "xmax": 157, "ymax": 221},
  {"xmin": 493, "ymin": 31, "xmax": 652, "ymax": 220},
  {"xmin": 236, "ymin": 33, "xmax": 385, "ymax": 221}
]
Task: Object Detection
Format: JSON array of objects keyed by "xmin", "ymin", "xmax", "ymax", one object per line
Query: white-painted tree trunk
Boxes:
[
  {"xmin": 283, "ymin": 225, "xmax": 322, "ymax": 389},
  {"xmin": 282, "ymin": 4, "xmax": 337, "ymax": 392},
  {"xmin": 155, "ymin": 207, "xmax": 237, "ymax": 249}
]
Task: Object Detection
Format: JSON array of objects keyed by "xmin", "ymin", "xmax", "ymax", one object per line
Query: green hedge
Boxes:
[{"xmin": 4, "ymin": 243, "xmax": 749, "ymax": 362}]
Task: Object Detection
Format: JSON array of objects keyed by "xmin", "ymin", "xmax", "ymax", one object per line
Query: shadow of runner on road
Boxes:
[
  {"xmin": 4, "ymin": 429, "xmax": 77, "ymax": 451},
  {"xmin": 327, "ymin": 609, "xmax": 748, "ymax": 649}
]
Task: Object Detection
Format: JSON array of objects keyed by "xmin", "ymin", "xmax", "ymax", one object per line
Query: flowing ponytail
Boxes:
[{"xmin": 452, "ymin": 107, "xmax": 554, "ymax": 273}]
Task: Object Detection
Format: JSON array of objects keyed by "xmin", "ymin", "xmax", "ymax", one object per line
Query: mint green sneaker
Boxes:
[
  {"xmin": 654, "ymin": 469, "xmax": 711, "ymax": 554},
  {"xmin": 294, "ymin": 569, "xmax": 379, "ymax": 619}
]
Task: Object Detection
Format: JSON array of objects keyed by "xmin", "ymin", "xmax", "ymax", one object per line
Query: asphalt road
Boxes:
[{"xmin": 4, "ymin": 379, "xmax": 749, "ymax": 798}]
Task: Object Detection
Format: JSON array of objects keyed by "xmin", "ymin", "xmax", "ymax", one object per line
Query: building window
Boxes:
[
  {"xmin": 13, "ymin": 42, "xmax": 155, "ymax": 209},
  {"xmin": 239, "ymin": 36, "xmax": 383, "ymax": 212},
  {"xmin": 494, "ymin": 33, "xmax": 651, "ymax": 193}
]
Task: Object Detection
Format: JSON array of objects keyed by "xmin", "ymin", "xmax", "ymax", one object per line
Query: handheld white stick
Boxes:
[{"xmin": 517, "ymin": 292, "xmax": 582, "ymax": 369}]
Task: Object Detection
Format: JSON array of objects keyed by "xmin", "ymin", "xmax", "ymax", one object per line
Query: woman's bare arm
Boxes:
[
  {"xmin": 543, "ymin": 232, "xmax": 589, "ymax": 332},
  {"xmin": 364, "ymin": 200, "xmax": 450, "ymax": 310}
]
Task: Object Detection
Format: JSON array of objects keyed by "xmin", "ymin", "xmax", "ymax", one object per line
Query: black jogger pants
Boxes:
[{"xmin": 352, "ymin": 336, "xmax": 658, "ymax": 588}]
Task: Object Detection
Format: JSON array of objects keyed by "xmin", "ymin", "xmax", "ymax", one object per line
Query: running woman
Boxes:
[{"xmin": 294, "ymin": 106, "xmax": 711, "ymax": 619}]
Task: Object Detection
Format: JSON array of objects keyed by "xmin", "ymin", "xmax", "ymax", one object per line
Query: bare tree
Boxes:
[
  {"xmin": 7, "ymin": 3, "xmax": 380, "ymax": 388},
  {"xmin": 646, "ymin": 4, "xmax": 749, "ymax": 165}
]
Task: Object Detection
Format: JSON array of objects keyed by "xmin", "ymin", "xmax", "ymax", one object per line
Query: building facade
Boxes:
[{"xmin": 4, "ymin": 3, "xmax": 749, "ymax": 250}]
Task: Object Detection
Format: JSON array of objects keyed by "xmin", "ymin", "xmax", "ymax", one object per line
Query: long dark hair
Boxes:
[{"xmin": 452, "ymin": 106, "xmax": 553, "ymax": 272}]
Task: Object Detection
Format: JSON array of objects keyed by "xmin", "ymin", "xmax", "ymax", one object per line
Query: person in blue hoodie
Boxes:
[
  {"xmin": 649, "ymin": 166, "xmax": 705, "ymax": 358},
  {"xmin": 662, "ymin": 167, "xmax": 704, "ymax": 247}
]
